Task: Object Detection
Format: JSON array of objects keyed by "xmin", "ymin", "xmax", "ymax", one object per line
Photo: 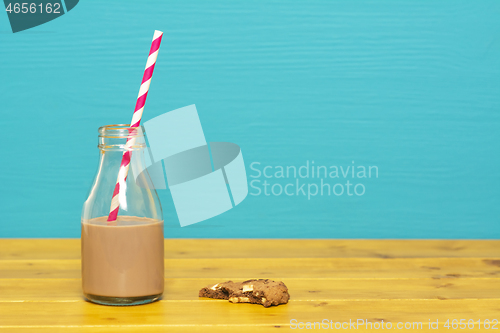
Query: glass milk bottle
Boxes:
[{"xmin": 81, "ymin": 124, "xmax": 164, "ymax": 306}]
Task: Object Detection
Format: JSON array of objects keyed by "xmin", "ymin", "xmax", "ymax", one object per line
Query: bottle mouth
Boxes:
[
  {"xmin": 98, "ymin": 124, "xmax": 144, "ymax": 138},
  {"xmin": 98, "ymin": 124, "xmax": 146, "ymax": 151}
]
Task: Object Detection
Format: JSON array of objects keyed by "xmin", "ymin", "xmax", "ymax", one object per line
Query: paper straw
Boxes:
[{"xmin": 107, "ymin": 30, "xmax": 164, "ymax": 224}]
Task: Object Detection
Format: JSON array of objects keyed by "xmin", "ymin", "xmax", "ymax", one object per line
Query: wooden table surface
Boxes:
[{"xmin": 0, "ymin": 239, "xmax": 499, "ymax": 332}]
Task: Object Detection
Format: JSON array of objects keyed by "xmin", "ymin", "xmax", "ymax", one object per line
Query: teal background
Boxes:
[{"xmin": 1, "ymin": 1, "xmax": 499, "ymax": 238}]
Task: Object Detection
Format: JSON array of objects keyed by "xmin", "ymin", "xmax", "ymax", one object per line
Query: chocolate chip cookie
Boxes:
[{"xmin": 199, "ymin": 279, "xmax": 289, "ymax": 307}]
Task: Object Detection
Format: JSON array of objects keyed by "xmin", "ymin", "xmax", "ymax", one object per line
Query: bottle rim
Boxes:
[
  {"xmin": 98, "ymin": 124, "xmax": 144, "ymax": 139},
  {"xmin": 98, "ymin": 124, "xmax": 146, "ymax": 151}
]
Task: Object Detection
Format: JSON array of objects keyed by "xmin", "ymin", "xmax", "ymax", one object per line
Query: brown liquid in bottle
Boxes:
[{"xmin": 81, "ymin": 216, "xmax": 164, "ymax": 300}]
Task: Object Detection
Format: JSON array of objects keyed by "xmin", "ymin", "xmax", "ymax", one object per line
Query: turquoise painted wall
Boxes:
[{"xmin": 1, "ymin": 0, "xmax": 499, "ymax": 238}]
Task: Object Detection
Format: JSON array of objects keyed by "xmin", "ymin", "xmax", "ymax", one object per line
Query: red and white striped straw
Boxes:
[{"xmin": 107, "ymin": 30, "xmax": 163, "ymax": 224}]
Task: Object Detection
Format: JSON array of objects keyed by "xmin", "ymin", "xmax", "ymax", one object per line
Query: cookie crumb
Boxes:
[{"xmin": 242, "ymin": 285, "xmax": 253, "ymax": 292}]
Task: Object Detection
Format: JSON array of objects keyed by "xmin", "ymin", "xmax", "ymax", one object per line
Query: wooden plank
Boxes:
[
  {"xmin": 0, "ymin": 324, "xmax": 288, "ymax": 333},
  {"xmin": 0, "ymin": 328, "xmax": 289, "ymax": 333},
  {"xmin": 1, "ymin": 258, "xmax": 499, "ymax": 279},
  {"xmin": 0, "ymin": 300, "xmax": 498, "ymax": 329},
  {"xmin": 2, "ymin": 325, "xmax": 495, "ymax": 333},
  {"xmin": 0, "ymin": 239, "xmax": 79, "ymax": 260},
  {"xmin": 165, "ymin": 239, "xmax": 500, "ymax": 259},
  {"xmin": 1, "ymin": 326, "xmax": 497, "ymax": 333},
  {"xmin": 0, "ymin": 278, "xmax": 499, "ymax": 302},
  {"xmin": 0, "ymin": 327, "xmax": 302, "ymax": 333},
  {"xmin": 1, "ymin": 239, "xmax": 500, "ymax": 260}
]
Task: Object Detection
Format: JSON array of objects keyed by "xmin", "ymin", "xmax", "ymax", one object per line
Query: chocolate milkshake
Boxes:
[{"xmin": 81, "ymin": 216, "xmax": 164, "ymax": 305}]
